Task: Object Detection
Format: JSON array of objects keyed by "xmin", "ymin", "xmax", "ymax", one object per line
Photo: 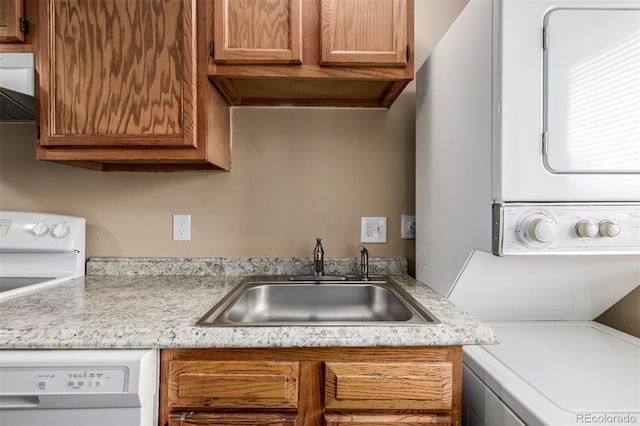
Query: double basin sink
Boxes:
[{"xmin": 197, "ymin": 276, "xmax": 440, "ymax": 326}]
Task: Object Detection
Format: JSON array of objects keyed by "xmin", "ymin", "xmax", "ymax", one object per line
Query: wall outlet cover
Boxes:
[
  {"xmin": 361, "ymin": 217, "xmax": 387, "ymax": 243},
  {"xmin": 401, "ymin": 214, "xmax": 416, "ymax": 240},
  {"xmin": 173, "ymin": 214, "xmax": 191, "ymax": 241}
]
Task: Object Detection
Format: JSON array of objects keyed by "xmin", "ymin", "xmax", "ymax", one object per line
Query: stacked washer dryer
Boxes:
[{"xmin": 416, "ymin": 0, "xmax": 640, "ymax": 424}]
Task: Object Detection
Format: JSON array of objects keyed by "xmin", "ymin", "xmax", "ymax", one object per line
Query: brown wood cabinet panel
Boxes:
[
  {"xmin": 324, "ymin": 413, "xmax": 452, "ymax": 426},
  {"xmin": 169, "ymin": 412, "xmax": 297, "ymax": 426},
  {"xmin": 208, "ymin": 0, "xmax": 414, "ymax": 108},
  {"xmin": 168, "ymin": 360, "xmax": 299, "ymax": 409},
  {"xmin": 320, "ymin": 0, "xmax": 408, "ymax": 67},
  {"xmin": 0, "ymin": 0, "xmax": 25, "ymax": 42},
  {"xmin": 35, "ymin": 0, "xmax": 231, "ymax": 171},
  {"xmin": 325, "ymin": 362, "xmax": 453, "ymax": 410},
  {"xmin": 43, "ymin": 0, "xmax": 191, "ymax": 145},
  {"xmin": 160, "ymin": 347, "xmax": 462, "ymax": 426},
  {"xmin": 214, "ymin": 0, "xmax": 301, "ymax": 64}
]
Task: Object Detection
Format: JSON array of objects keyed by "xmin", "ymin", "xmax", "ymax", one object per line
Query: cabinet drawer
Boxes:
[
  {"xmin": 324, "ymin": 362, "xmax": 452, "ymax": 410},
  {"xmin": 169, "ymin": 360, "xmax": 299, "ymax": 409},
  {"xmin": 170, "ymin": 412, "xmax": 297, "ymax": 426},
  {"xmin": 324, "ymin": 413, "xmax": 451, "ymax": 426}
]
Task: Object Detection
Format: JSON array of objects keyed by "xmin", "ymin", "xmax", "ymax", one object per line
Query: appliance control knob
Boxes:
[
  {"xmin": 52, "ymin": 223, "xmax": 70, "ymax": 239},
  {"xmin": 576, "ymin": 220, "xmax": 598, "ymax": 238},
  {"xmin": 32, "ymin": 222, "xmax": 49, "ymax": 237},
  {"xmin": 519, "ymin": 214, "xmax": 558, "ymax": 244},
  {"xmin": 599, "ymin": 221, "xmax": 621, "ymax": 237}
]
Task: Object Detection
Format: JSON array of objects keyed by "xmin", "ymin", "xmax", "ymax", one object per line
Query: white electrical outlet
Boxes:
[
  {"xmin": 361, "ymin": 217, "xmax": 387, "ymax": 243},
  {"xmin": 173, "ymin": 214, "xmax": 191, "ymax": 241},
  {"xmin": 401, "ymin": 214, "xmax": 416, "ymax": 239}
]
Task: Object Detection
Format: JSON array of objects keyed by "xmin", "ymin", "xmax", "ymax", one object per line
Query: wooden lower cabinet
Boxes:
[
  {"xmin": 160, "ymin": 347, "xmax": 462, "ymax": 426},
  {"xmin": 324, "ymin": 413, "xmax": 451, "ymax": 426},
  {"xmin": 169, "ymin": 412, "xmax": 297, "ymax": 426}
]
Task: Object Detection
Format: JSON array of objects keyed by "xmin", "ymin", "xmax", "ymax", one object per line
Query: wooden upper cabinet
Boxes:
[
  {"xmin": 321, "ymin": 0, "xmax": 408, "ymax": 67},
  {"xmin": 207, "ymin": 0, "xmax": 414, "ymax": 108},
  {"xmin": 35, "ymin": 0, "xmax": 231, "ymax": 171},
  {"xmin": 0, "ymin": 0, "xmax": 26, "ymax": 42},
  {"xmin": 41, "ymin": 0, "xmax": 193, "ymax": 147},
  {"xmin": 214, "ymin": 0, "xmax": 302, "ymax": 64}
]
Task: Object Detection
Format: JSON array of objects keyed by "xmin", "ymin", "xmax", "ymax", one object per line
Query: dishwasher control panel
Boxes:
[{"xmin": 0, "ymin": 367, "xmax": 128, "ymax": 393}]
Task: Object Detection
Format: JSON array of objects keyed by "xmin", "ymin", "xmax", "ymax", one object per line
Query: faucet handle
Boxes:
[
  {"xmin": 358, "ymin": 245, "xmax": 370, "ymax": 281},
  {"xmin": 314, "ymin": 237, "xmax": 324, "ymax": 276}
]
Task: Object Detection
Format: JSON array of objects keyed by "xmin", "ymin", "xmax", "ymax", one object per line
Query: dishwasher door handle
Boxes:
[{"xmin": 0, "ymin": 395, "xmax": 40, "ymax": 408}]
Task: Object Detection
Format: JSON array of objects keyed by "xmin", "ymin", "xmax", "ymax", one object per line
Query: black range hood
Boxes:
[{"xmin": 0, "ymin": 86, "xmax": 35, "ymax": 121}]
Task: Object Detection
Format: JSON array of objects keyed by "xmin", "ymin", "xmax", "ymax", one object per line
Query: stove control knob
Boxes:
[
  {"xmin": 599, "ymin": 221, "xmax": 621, "ymax": 237},
  {"xmin": 52, "ymin": 223, "xmax": 70, "ymax": 239},
  {"xmin": 520, "ymin": 214, "xmax": 558, "ymax": 244},
  {"xmin": 576, "ymin": 220, "xmax": 598, "ymax": 238},
  {"xmin": 32, "ymin": 222, "xmax": 49, "ymax": 237}
]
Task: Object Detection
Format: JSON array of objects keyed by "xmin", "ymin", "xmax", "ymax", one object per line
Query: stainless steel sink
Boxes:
[{"xmin": 197, "ymin": 276, "xmax": 440, "ymax": 326}]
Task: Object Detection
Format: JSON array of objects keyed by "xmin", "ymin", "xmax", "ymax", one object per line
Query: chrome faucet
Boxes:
[
  {"xmin": 359, "ymin": 245, "xmax": 370, "ymax": 281},
  {"xmin": 313, "ymin": 237, "xmax": 324, "ymax": 276}
]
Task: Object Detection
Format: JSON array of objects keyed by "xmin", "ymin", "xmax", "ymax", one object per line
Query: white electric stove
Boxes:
[
  {"xmin": 0, "ymin": 211, "xmax": 86, "ymax": 301},
  {"xmin": 0, "ymin": 211, "xmax": 159, "ymax": 426}
]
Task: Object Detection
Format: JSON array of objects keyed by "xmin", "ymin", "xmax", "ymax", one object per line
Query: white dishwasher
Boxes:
[
  {"xmin": 0, "ymin": 212, "xmax": 159, "ymax": 425},
  {"xmin": 0, "ymin": 349, "xmax": 158, "ymax": 426}
]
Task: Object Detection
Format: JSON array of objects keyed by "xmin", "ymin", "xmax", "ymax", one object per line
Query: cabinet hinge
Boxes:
[
  {"xmin": 542, "ymin": 132, "xmax": 548, "ymax": 155},
  {"xmin": 37, "ymin": 125, "xmax": 40, "ymax": 140},
  {"xmin": 20, "ymin": 17, "xmax": 29, "ymax": 35},
  {"xmin": 406, "ymin": 44, "xmax": 411, "ymax": 60},
  {"xmin": 209, "ymin": 42, "xmax": 215, "ymax": 57},
  {"xmin": 542, "ymin": 26, "xmax": 548, "ymax": 50}
]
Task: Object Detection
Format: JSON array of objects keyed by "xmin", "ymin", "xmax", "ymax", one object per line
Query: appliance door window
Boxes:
[{"xmin": 543, "ymin": 8, "xmax": 640, "ymax": 174}]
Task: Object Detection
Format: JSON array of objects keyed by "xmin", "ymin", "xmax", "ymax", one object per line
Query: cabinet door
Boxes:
[
  {"xmin": 169, "ymin": 412, "xmax": 297, "ymax": 426},
  {"xmin": 324, "ymin": 413, "xmax": 452, "ymax": 426},
  {"xmin": 321, "ymin": 0, "xmax": 409, "ymax": 66},
  {"xmin": 0, "ymin": 0, "xmax": 25, "ymax": 42},
  {"xmin": 213, "ymin": 0, "xmax": 301, "ymax": 64},
  {"xmin": 39, "ymin": 0, "xmax": 195, "ymax": 148}
]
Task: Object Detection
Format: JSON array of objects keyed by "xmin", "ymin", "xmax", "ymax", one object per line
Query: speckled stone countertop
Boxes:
[{"xmin": 0, "ymin": 258, "xmax": 497, "ymax": 349}]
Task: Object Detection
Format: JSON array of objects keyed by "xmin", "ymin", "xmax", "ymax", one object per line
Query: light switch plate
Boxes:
[{"xmin": 361, "ymin": 217, "xmax": 387, "ymax": 243}]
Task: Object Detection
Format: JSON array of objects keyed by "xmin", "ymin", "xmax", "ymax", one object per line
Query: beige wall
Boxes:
[
  {"xmin": 1, "ymin": 103, "xmax": 416, "ymax": 259},
  {"xmin": 0, "ymin": 1, "xmax": 467, "ymax": 273},
  {"xmin": 596, "ymin": 286, "xmax": 640, "ymax": 338}
]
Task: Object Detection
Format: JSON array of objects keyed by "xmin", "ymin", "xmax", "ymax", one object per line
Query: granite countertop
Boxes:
[{"xmin": 0, "ymin": 257, "xmax": 497, "ymax": 349}]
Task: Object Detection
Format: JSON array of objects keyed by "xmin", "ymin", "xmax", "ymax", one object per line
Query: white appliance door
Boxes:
[
  {"xmin": 496, "ymin": 0, "xmax": 640, "ymax": 202},
  {"xmin": 463, "ymin": 323, "xmax": 640, "ymax": 426},
  {"xmin": 544, "ymin": 8, "xmax": 640, "ymax": 174},
  {"xmin": 0, "ymin": 407, "xmax": 150, "ymax": 426},
  {"xmin": 0, "ymin": 350, "xmax": 158, "ymax": 426}
]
